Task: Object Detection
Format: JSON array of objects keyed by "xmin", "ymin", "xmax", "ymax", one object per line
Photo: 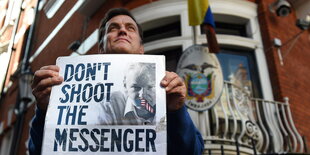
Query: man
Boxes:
[
  {"xmin": 100, "ymin": 63, "xmax": 157, "ymax": 125},
  {"xmin": 29, "ymin": 8, "xmax": 204, "ymax": 155}
]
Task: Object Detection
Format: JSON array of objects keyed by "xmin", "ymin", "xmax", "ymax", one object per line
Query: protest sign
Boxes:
[{"xmin": 42, "ymin": 54, "xmax": 166, "ymax": 154}]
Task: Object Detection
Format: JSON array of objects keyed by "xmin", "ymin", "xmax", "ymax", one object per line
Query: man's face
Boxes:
[
  {"xmin": 102, "ymin": 15, "xmax": 144, "ymax": 54},
  {"xmin": 125, "ymin": 70, "xmax": 155, "ymax": 107}
]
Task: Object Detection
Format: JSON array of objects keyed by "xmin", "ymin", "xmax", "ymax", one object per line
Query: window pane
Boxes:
[
  {"xmin": 200, "ymin": 14, "xmax": 250, "ymax": 37},
  {"xmin": 201, "ymin": 22, "xmax": 247, "ymax": 37},
  {"xmin": 216, "ymin": 49, "xmax": 262, "ymax": 97},
  {"xmin": 142, "ymin": 16, "xmax": 181, "ymax": 43}
]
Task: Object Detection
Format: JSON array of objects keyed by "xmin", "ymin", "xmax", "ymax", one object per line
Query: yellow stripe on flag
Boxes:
[{"xmin": 188, "ymin": 0, "xmax": 209, "ymax": 26}]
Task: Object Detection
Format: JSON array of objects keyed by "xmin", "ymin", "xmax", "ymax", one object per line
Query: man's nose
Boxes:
[
  {"xmin": 118, "ymin": 25, "xmax": 127, "ymax": 35},
  {"xmin": 138, "ymin": 88, "xmax": 144, "ymax": 97}
]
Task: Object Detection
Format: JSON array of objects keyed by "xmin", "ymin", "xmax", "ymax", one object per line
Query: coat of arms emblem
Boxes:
[{"xmin": 177, "ymin": 45, "xmax": 223, "ymax": 111}]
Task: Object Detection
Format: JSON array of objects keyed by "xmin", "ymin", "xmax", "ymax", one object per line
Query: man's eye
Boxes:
[
  {"xmin": 133, "ymin": 86, "xmax": 141, "ymax": 91},
  {"xmin": 108, "ymin": 25, "xmax": 118, "ymax": 32},
  {"xmin": 108, "ymin": 26, "xmax": 117, "ymax": 32},
  {"xmin": 127, "ymin": 26, "xmax": 135, "ymax": 31}
]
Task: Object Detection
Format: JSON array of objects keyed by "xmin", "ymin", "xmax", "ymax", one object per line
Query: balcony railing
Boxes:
[{"xmin": 190, "ymin": 81, "xmax": 306, "ymax": 154}]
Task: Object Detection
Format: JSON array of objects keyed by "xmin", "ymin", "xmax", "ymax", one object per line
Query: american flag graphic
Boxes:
[{"xmin": 140, "ymin": 97, "xmax": 155, "ymax": 113}]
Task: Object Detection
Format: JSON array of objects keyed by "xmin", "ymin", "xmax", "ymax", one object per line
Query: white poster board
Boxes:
[{"xmin": 42, "ymin": 54, "xmax": 166, "ymax": 155}]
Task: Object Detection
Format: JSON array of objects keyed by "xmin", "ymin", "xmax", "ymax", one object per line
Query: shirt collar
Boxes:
[{"xmin": 124, "ymin": 97, "xmax": 137, "ymax": 117}]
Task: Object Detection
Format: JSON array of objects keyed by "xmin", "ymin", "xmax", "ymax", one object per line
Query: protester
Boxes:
[{"xmin": 29, "ymin": 8, "xmax": 204, "ymax": 155}]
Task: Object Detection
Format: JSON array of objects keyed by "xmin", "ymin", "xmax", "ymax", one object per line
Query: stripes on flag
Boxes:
[
  {"xmin": 188, "ymin": 0, "xmax": 214, "ymax": 26},
  {"xmin": 188, "ymin": 0, "xmax": 219, "ymax": 53},
  {"xmin": 140, "ymin": 98, "xmax": 155, "ymax": 113}
]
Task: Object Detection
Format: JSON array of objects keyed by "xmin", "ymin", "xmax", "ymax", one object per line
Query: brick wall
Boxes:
[{"xmin": 257, "ymin": 0, "xmax": 310, "ymax": 151}]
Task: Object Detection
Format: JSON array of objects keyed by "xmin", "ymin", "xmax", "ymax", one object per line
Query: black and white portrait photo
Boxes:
[{"xmin": 99, "ymin": 63, "xmax": 156, "ymax": 125}]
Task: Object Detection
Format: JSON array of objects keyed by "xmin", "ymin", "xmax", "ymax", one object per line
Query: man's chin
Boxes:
[{"xmin": 110, "ymin": 48, "xmax": 134, "ymax": 54}]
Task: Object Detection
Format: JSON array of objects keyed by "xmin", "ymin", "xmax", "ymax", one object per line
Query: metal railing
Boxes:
[{"xmin": 191, "ymin": 81, "xmax": 306, "ymax": 154}]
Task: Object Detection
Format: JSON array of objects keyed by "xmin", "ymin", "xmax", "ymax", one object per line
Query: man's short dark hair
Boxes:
[{"xmin": 98, "ymin": 8, "xmax": 143, "ymax": 50}]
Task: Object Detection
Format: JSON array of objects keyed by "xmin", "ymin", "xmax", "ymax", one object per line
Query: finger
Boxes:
[
  {"xmin": 165, "ymin": 76, "xmax": 184, "ymax": 92},
  {"xmin": 167, "ymin": 85, "xmax": 186, "ymax": 95},
  {"xmin": 166, "ymin": 86, "xmax": 186, "ymax": 111},
  {"xmin": 33, "ymin": 87, "xmax": 52, "ymax": 110},
  {"xmin": 32, "ymin": 66, "xmax": 60, "ymax": 88},
  {"xmin": 32, "ymin": 70, "xmax": 60, "ymax": 89},
  {"xmin": 40, "ymin": 65, "xmax": 60, "ymax": 71},
  {"xmin": 160, "ymin": 71, "xmax": 178, "ymax": 87},
  {"xmin": 34, "ymin": 76, "xmax": 63, "ymax": 92},
  {"xmin": 33, "ymin": 87, "xmax": 52, "ymax": 100}
]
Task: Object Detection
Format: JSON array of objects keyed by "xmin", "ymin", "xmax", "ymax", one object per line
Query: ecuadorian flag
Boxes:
[
  {"xmin": 188, "ymin": 0, "xmax": 219, "ymax": 53},
  {"xmin": 188, "ymin": 0, "xmax": 215, "ymax": 27}
]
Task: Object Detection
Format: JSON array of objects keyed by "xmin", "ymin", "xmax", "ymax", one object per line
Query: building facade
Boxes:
[{"xmin": 0, "ymin": 0, "xmax": 309, "ymax": 154}]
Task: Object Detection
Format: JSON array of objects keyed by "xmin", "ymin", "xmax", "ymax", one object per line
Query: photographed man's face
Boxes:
[
  {"xmin": 103, "ymin": 15, "xmax": 143, "ymax": 54},
  {"xmin": 125, "ymin": 68, "xmax": 155, "ymax": 107}
]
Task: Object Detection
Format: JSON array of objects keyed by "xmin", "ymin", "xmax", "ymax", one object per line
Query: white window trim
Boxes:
[
  {"xmin": 43, "ymin": 0, "xmax": 65, "ymax": 19},
  {"xmin": 133, "ymin": 0, "xmax": 194, "ymax": 51},
  {"xmin": 132, "ymin": 0, "xmax": 273, "ymax": 101}
]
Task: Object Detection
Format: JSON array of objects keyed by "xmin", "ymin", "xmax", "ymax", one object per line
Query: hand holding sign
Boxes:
[
  {"xmin": 161, "ymin": 71, "xmax": 186, "ymax": 112},
  {"xmin": 31, "ymin": 65, "xmax": 63, "ymax": 111}
]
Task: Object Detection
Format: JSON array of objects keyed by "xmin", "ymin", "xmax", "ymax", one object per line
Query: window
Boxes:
[
  {"xmin": 142, "ymin": 16, "xmax": 181, "ymax": 43},
  {"xmin": 201, "ymin": 22, "xmax": 247, "ymax": 37},
  {"xmin": 200, "ymin": 14, "xmax": 251, "ymax": 38},
  {"xmin": 199, "ymin": 14, "xmax": 261, "ymax": 97},
  {"xmin": 216, "ymin": 49, "xmax": 262, "ymax": 97},
  {"xmin": 43, "ymin": 0, "xmax": 65, "ymax": 19}
]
